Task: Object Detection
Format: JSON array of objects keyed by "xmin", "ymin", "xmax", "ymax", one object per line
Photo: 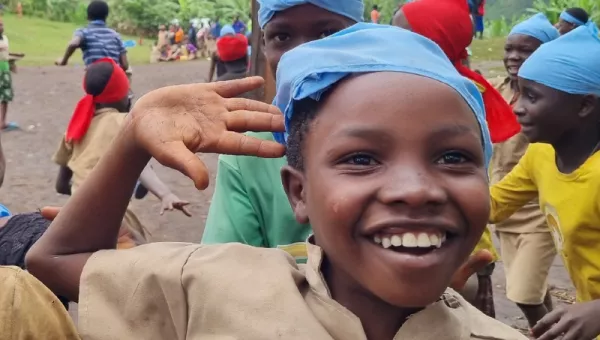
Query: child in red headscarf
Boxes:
[
  {"xmin": 393, "ymin": 0, "xmax": 520, "ymax": 318},
  {"xmin": 52, "ymin": 58, "xmax": 191, "ymax": 245},
  {"xmin": 207, "ymin": 32, "xmax": 248, "ymax": 83}
]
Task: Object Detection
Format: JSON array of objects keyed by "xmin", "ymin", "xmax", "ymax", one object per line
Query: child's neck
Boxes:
[
  {"xmin": 323, "ymin": 260, "xmax": 421, "ymax": 339},
  {"xmin": 554, "ymin": 125, "xmax": 600, "ymax": 174}
]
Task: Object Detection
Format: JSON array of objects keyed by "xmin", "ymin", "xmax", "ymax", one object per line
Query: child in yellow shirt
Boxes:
[
  {"xmin": 490, "ymin": 22, "xmax": 600, "ymax": 340},
  {"xmin": 26, "ymin": 25, "xmax": 525, "ymax": 339}
]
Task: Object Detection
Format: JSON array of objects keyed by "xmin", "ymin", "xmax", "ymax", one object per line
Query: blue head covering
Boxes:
[
  {"xmin": 560, "ymin": 10, "xmax": 587, "ymax": 27},
  {"xmin": 258, "ymin": 0, "xmax": 364, "ymax": 28},
  {"xmin": 0, "ymin": 204, "xmax": 10, "ymax": 218},
  {"xmin": 509, "ymin": 13, "xmax": 560, "ymax": 43},
  {"xmin": 220, "ymin": 24, "xmax": 235, "ymax": 37},
  {"xmin": 273, "ymin": 23, "xmax": 492, "ymax": 167},
  {"xmin": 519, "ymin": 22, "xmax": 600, "ymax": 96}
]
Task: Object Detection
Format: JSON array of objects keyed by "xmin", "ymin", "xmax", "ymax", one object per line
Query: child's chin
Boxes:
[{"xmin": 379, "ymin": 286, "xmax": 449, "ymax": 309}]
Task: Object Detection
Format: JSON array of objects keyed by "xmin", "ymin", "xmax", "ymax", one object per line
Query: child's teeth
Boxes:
[
  {"xmin": 382, "ymin": 237, "xmax": 392, "ymax": 249},
  {"xmin": 402, "ymin": 233, "xmax": 418, "ymax": 247},
  {"xmin": 429, "ymin": 234, "xmax": 440, "ymax": 248},
  {"xmin": 374, "ymin": 235, "xmax": 382, "ymax": 244},
  {"xmin": 391, "ymin": 235, "xmax": 402, "ymax": 247},
  {"xmin": 417, "ymin": 233, "xmax": 431, "ymax": 247},
  {"xmin": 441, "ymin": 233, "xmax": 447, "ymax": 243}
]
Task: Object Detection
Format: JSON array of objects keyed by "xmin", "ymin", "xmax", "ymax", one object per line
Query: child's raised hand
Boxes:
[
  {"xmin": 129, "ymin": 76, "xmax": 285, "ymax": 190},
  {"xmin": 449, "ymin": 249, "xmax": 494, "ymax": 291},
  {"xmin": 160, "ymin": 193, "xmax": 191, "ymax": 217},
  {"xmin": 532, "ymin": 300, "xmax": 600, "ymax": 340}
]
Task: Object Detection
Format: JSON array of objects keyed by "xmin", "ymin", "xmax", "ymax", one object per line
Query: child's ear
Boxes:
[
  {"xmin": 579, "ymin": 94, "xmax": 598, "ymax": 119},
  {"xmin": 281, "ymin": 165, "xmax": 309, "ymax": 224}
]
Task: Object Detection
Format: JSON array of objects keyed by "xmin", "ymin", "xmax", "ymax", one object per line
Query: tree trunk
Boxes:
[{"xmin": 248, "ymin": 0, "xmax": 276, "ymax": 103}]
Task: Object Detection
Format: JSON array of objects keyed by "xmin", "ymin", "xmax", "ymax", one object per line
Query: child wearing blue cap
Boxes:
[
  {"xmin": 26, "ymin": 24, "xmax": 526, "ymax": 339},
  {"xmin": 490, "ymin": 12, "xmax": 559, "ymax": 329},
  {"xmin": 490, "ymin": 22, "xmax": 600, "ymax": 340},
  {"xmin": 556, "ymin": 8, "xmax": 589, "ymax": 35},
  {"xmin": 202, "ymin": 0, "xmax": 363, "ymax": 263}
]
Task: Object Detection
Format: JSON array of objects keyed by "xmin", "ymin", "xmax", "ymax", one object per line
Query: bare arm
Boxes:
[
  {"xmin": 26, "ymin": 125, "xmax": 148, "ymax": 302},
  {"xmin": 139, "ymin": 164, "xmax": 171, "ymax": 200},
  {"xmin": 119, "ymin": 53, "xmax": 130, "ymax": 72},
  {"xmin": 55, "ymin": 166, "xmax": 73, "ymax": 195},
  {"xmin": 57, "ymin": 36, "xmax": 82, "ymax": 66}
]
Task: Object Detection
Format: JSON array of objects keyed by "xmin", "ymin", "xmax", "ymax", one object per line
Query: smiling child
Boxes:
[
  {"xmin": 26, "ymin": 24, "xmax": 526, "ymax": 340},
  {"xmin": 489, "ymin": 22, "xmax": 600, "ymax": 340},
  {"xmin": 491, "ymin": 13, "xmax": 559, "ymax": 328}
]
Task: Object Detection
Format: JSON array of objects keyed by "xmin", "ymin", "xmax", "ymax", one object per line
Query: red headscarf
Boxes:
[
  {"xmin": 66, "ymin": 58, "xmax": 129, "ymax": 143},
  {"xmin": 217, "ymin": 34, "xmax": 249, "ymax": 62},
  {"xmin": 402, "ymin": 0, "xmax": 520, "ymax": 143}
]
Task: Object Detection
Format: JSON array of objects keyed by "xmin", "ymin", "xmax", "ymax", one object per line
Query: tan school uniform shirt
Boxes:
[
  {"xmin": 490, "ymin": 77, "xmax": 547, "ymax": 233},
  {"xmin": 0, "ymin": 266, "xmax": 80, "ymax": 340},
  {"xmin": 52, "ymin": 108, "xmax": 148, "ymax": 242},
  {"xmin": 79, "ymin": 241, "xmax": 526, "ymax": 339}
]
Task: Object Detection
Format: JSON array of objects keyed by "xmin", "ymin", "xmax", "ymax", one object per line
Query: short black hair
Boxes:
[
  {"xmin": 286, "ymin": 98, "xmax": 321, "ymax": 170},
  {"xmin": 565, "ymin": 7, "xmax": 589, "ymax": 24},
  {"xmin": 84, "ymin": 61, "xmax": 114, "ymax": 96},
  {"xmin": 87, "ymin": 0, "xmax": 109, "ymax": 21},
  {"xmin": 373, "ymin": 4, "xmax": 378, "ymax": 10}
]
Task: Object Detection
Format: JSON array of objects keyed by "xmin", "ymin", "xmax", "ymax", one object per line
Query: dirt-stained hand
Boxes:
[
  {"xmin": 128, "ymin": 76, "xmax": 285, "ymax": 190},
  {"xmin": 532, "ymin": 300, "xmax": 600, "ymax": 340}
]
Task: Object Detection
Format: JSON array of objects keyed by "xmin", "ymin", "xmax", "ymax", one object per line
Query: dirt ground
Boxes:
[{"xmin": 1, "ymin": 60, "xmax": 576, "ymax": 334}]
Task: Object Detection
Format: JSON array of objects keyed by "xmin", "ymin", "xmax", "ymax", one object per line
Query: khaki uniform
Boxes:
[
  {"xmin": 52, "ymin": 108, "xmax": 149, "ymax": 244},
  {"xmin": 79, "ymin": 241, "xmax": 526, "ymax": 339},
  {"xmin": 0, "ymin": 266, "xmax": 80, "ymax": 340},
  {"xmin": 490, "ymin": 77, "xmax": 556, "ymax": 305}
]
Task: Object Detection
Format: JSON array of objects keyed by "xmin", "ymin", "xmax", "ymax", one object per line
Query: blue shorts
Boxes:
[{"xmin": 474, "ymin": 15, "xmax": 484, "ymax": 32}]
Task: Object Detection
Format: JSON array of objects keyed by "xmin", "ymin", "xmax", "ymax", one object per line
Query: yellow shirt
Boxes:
[
  {"xmin": 490, "ymin": 143, "xmax": 600, "ymax": 302},
  {"xmin": 0, "ymin": 266, "xmax": 80, "ymax": 340},
  {"xmin": 79, "ymin": 242, "xmax": 526, "ymax": 339}
]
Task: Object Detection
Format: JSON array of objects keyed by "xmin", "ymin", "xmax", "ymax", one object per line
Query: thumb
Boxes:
[
  {"xmin": 450, "ymin": 250, "xmax": 494, "ymax": 291},
  {"xmin": 40, "ymin": 206, "xmax": 62, "ymax": 221},
  {"xmin": 211, "ymin": 76, "xmax": 264, "ymax": 98},
  {"xmin": 151, "ymin": 141, "xmax": 210, "ymax": 190}
]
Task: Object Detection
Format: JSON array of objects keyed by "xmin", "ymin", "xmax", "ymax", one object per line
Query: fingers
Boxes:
[
  {"xmin": 224, "ymin": 110, "xmax": 285, "ymax": 133},
  {"xmin": 213, "ymin": 131, "xmax": 286, "ymax": 158},
  {"xmin": 532, "ymin": 309, "xmax": 566, "ymax": 339},
  {"xmin": 225, "ymin": 98, "xmax": 282, "ymax": 116},
  {"xmin": 178, "ymin": 204, "xmax": 192, "ymax": 217},
  {"xmin": 152, "ymin": 141, "xmax": 211, "ymax": 190},
  {"xmin": 211, "ymin": 76, "xmax": 264, "ymax": 98},
  {"xmin": 450, "ymin": 250, "xmax": 494, "ymax": 291},
  {"xmin": 40, "ymin": 206, "xmax": 62, "ymax": 221}
]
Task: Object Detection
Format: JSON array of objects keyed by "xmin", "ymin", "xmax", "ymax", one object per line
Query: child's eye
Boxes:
[
  {"xmin": 319, "ymin": 29, "xmax": 338, "ymax": 39},
  {"xmin": 436, "ymin": 151, "xmax": 470, "ymax": 165},
  {"xmin": 344, "ymin": 154, "xmax": 379, "ymax": 166},
  {"xmin": 274, "ymin": 33, "xmax": 290, "ymax": 42}
]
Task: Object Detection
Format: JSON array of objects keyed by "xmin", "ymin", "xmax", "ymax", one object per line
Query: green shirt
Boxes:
[{"xmin": 202, "ymin": 132, "xmax": 311, "ymax": 263}]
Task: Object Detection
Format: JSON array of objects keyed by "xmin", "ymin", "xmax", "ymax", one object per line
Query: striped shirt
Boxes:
[{"xmin": 75, "ymin": 21, "xmax": 126, "ymax": 66}]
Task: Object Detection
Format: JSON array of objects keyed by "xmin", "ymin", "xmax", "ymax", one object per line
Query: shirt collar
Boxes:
[{"xmin": 89, "ymin": 20, "xmax": 106, "ymax": 27}]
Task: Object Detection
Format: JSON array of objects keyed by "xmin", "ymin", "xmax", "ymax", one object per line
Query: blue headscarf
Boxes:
[
  {"xmin": 220, "ymin": 24, "xmax": 235, "ymax": 37},
  {"xmin": 519, "ymin": 22, "xmax": 600, "ymax": 96},
  {"xmin": 560, "ymin": 11, "xmax": 587, "ymax": 27},
  {"xmin": 0, "ymin": 204, "xmax": 10, "ymax": 218},
  {"xmin": 257, "ymin": 0, "xmax": 364, "ymax": 28},
  {"xmin": 273, "ymin": 23, "xmax": 492, "ymax": 167},
  {"xmin": 509, "ymin": 13, "xmax": 560, "ymax": 43}
]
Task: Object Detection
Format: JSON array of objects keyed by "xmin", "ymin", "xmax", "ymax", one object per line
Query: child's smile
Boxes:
[{"xmin": 284, "ymin": 72, "xmax": 490, "ymax": 309}]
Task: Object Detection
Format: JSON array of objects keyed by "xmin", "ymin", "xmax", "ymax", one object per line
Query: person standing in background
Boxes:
[
  {"xmin": 211, "ymin": 17, "xmax": 222, "ymax": 38},
  {"xmin": 473, "ymin": 0, "xmax": 485, "ymax": 39},
  {"xmin": 0, "ymin": 20, "xmax": 15, "ymax": 131},
  {"xmin": 370, "ymin": 4, "xmax": 380, "ymax": 23},
  {"xmin": 232, "ymin": 15, "xmax": 247, "ymax": 34}
]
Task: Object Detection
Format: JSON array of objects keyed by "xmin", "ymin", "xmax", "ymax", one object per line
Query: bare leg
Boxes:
[
  {"xmin": 1, "ymin": 101, "xmax": 8, "ymax": 128},
  {"xmin": 516, "ymin": 302, "xmax": 549, "ymax": 328}
]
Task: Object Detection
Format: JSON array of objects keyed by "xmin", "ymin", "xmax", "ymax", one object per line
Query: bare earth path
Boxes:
[{"xmin": 1, "ymin": 61, "xmax": 575, "ymax": 334}]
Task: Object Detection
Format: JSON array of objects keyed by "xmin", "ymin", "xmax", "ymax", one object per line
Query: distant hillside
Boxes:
[{"xmin": 486, "ymin": 0, "xmax": 536, "ymax": 20}]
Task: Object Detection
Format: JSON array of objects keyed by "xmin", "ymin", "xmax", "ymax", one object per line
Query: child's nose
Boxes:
[{"xmin": 377, "ymin": 165, "xmax": 447, "ymax": 208}]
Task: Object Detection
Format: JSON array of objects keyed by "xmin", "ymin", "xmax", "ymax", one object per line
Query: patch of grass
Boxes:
[
  {"xmin": 6, "ymin": 14, "xmax": 151, "ymax": 66},
  {"xmin": 470, "ymin": 37, "xmax": 505, "ymax": 62}
]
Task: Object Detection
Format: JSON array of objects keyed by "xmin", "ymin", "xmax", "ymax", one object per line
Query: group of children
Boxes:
[{"xmin": 1, "ymin": 0, "xmax": 600, "ymax": 338}]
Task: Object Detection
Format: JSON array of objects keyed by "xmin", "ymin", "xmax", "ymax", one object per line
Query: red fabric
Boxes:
[
  {"xmin": 66, "ymin": 58, "xmax": 129, "ymax": 143},
  {"xmin": 217, "ymin": 34, "xmax": 248, "ymax": 62},
  {"xmin": 478, "ymin": 0, "xmax": 485, "ymax": 16},
  {"xmin": 402, "ymin": 0, "xmax": 520, "ymax": 143}
]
